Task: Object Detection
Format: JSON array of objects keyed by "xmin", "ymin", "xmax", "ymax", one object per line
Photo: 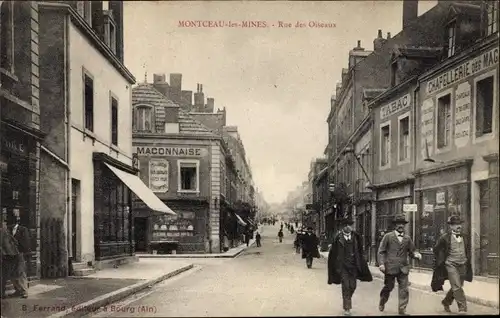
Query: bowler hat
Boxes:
[
  {"xmin": 392, "ymin": 214, "xmax": 408, "ymax": 224},
  {"xmin": 447, "ymin": 215, "xmax": 463, "ymax": 225},
  {"xmin": 307, "ymin": 226, "xmax": 313, "ymax": 231},
  {"xmin": 338, "ymin": 218, "xmax": 354, "ymax": 226}
]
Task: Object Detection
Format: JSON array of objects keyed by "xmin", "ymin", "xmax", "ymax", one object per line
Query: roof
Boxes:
[{"xmin": 132, "ymin": 83, "xmax": 217, "ymax": 137}]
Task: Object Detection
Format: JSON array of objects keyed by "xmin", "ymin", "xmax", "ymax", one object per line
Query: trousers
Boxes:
[
  {"xmin": 443, "ymin": 262, "xmax": 467, "ymax": 311},
  {"xmin": 13, "ymin": 254, "xmax": 29, "ymax": 295},
  {"xmin": 379, "ymin": 271, "xmax": 409, "ymax": 311},
  {"xmin": 341, "ymin": 269, "xmax": 357, "ymax": 310}
]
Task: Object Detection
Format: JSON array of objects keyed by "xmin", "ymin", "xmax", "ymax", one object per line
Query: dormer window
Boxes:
[
  {"xmin": 391, "ymin": 60, "xmax": 398, "ymax": 87},
  {"xmin": 77, "ymin": 1, "xmax": 92, "ymax": 25},
  {"xmin": 134, "ymin": 106, "xmax": 153, "ymax": 132},
  {"xmin": 104, "ymin": 10, "xmax": 117, "ymax": 54},
  {"xmin": 486, "ymin": 1, "xmax": 499, "ymax": 36},
  {"xmin": 447, "ymin": 21, "xmax": 456, "ymax": 57}
]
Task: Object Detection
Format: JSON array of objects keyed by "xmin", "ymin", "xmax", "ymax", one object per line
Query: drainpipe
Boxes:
[
  {"xmin": 64, "ymin": 15, "xmax": 72, "ymax": 269},
  {"xmin": 411, "ymin": 82, "xmax": 419, "ymax": 270}
]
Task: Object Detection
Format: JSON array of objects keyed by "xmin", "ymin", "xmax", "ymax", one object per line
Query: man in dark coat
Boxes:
[
  {"xmin": 301, "ymin": 227, "xmax": 320, "ymax": 268},
  {"xmin": 431, "ymin": 215, "xmax": 472, "ymax": 314},
  {"xmin": 9, "ymin": 217, "xmax": 31, "ymax": 298},
  {"xmin": 328, "ymin": 218, "xmax": 372, "ymax": 316},
  {"xmin": 255, "ymin": 231, "xmax": 262, "ymax": 247},
  {"xmin": 278, "ymin": 229, "xmax": 284, "ymax": 243},
  {"xmin": 1, "ymin": 223, "xmax": 21, "ymax": 298},
  {"xmin": 378, "ymin": 214, "xmax": 421, "ymax": 315},
  {"xmin": 294, "ymin": 231, "xmax": 302, "ymax": 254}
]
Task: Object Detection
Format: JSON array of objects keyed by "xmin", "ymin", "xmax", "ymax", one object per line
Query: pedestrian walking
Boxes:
[
  {"xmin": 294, "ymin": 231, "xmax": 302, "ymax": 253},
  {"xmin": 1, "ymin": 223, "xmax": 21, "ymax": 299},
  {"xmin": 328, "ymin": 218, "xmax": 372, "ymax": 316},
  {"xmin": 290, "ymin": 225, "xmax": 294, "ymax": 234},
  {"xmin": 431, "ymin": 215, "xmax": 472, "ymax": 315},
  {"xmin": 295, "ymin": 221, "xmax": 298, "ymax": 228},
  {"xmin": 302, "ymin": 227, "xmax": 320, "ymax": 268},
  {"xmin": 255, "ymin": 232, "xmax": 262, "ymax": 247},
  {"xmin": 378, "ymin": 214, "xmax": 421, "ymax": 315},
  {"xmin": 278, "ymin": 229, "xmax": 284, "ymax": 243},
  {"xmin": 8, "ymin": 217, "xmax": 30, "ymax": 298}
]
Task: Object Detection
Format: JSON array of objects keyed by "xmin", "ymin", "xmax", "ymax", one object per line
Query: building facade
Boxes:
[{"xmin": 1, "ymin": 1, "xmax": 44, "ymax": 280}]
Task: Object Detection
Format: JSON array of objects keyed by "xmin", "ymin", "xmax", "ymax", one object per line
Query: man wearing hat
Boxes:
[
  {"xmin": 431, "ymin": 215, "xmax": 472, "ymax": 314},
  {"xmin": 328, "ymin": 218, "xmax": 372, "ymax": 316},
  {"xmin": 378, "ymin": 214, "xmax": 421, "ymax": 315},
  {"xmin": 301, "ymin": 227, "xmax": 320, "ymax": 268}
]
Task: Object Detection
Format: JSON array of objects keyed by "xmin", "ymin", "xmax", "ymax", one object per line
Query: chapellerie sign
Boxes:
[{"xmin": 136, "ymin": 146, "xmax": 206, "ymax": 157}]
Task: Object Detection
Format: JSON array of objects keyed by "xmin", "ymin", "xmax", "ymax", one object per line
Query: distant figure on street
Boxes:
[
  {"xmin": 255, "ymin": 232, "xmax": 262, "ymax": 247},
  {"xmin": 245, "ymin": 230, "xmax": 252, "ymax": 247},
  {"xmin": 295, "ymin": 221, "xmax": 298, "ymax": 228},
  {"xmin": 290, "ymin": 225, "xmax": 294, "ymax": 234},
  {"xmin": 1, "ymin": 221, "xmax": 21, "ymax": 299},
  {"xmin": 278, "ymin": 229, "xmax": 284, "ymax": 243},
  {"xmin": 328, "ymin": 218, "xmax": 372, "ymax": 316},
  {"xmin": 431, "ymin": 215, "xmax": 472, "ymax": 314},
  {"xmin": 302, "ymin": 227, "xmax": 320, "ymax": 268},
  {"xmin": 378, "ymin": 214, "xmax": 421, "ymax": 315},
  {"xmin": 294, "ymin": 231, "xmax": 302, "ymax": 253}
]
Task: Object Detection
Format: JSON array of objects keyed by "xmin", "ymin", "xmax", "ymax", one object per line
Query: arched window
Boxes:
[{"xmin": 134, "ymin": 105, "xmax": 153, "ymax": 132}]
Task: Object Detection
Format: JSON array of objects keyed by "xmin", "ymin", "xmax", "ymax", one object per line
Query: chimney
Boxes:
[
  {"xmin": 402, "ymin": 0, "xmax": 418, "ymax": 29},
  {"xmin": 153, "ymin": 74, "xmax": 166, "ymax": 83},
  {"xmin": 169, "ymin": 73, "xmax": 182, "ymax": 90},
  {"xmin": 353, "ymin": 40, "xmax": 365, "ymax": 51},
  {"xmin": 194, "ymin": 83, "xmax": 205, "ymax": 110},
  {"xmin": 387, "ymin": 32, "xmax": 391, "ymax": 39},
  {"xmin": 206, "ymin": 98, "xmax": 215, "ymax": 113},
  {"xmin": 373, "ymin": 29, "xmax": 387, "ymax": 51}
]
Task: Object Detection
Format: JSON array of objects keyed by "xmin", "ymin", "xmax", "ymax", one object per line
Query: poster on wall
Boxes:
[
  {"xmin": 420, "ymin": 98, "xmax": 435, "ymax": 159},
  {"xmin": 149, "ymin": 159, "xmax": 169, "ymax": 193},
  {"xmin": 152, "ymin": 212, "xmax": 196, "ymax": 241},
  {"xmin": 454, "ymin": 82, "xmax": 471, "ymax": 148}
]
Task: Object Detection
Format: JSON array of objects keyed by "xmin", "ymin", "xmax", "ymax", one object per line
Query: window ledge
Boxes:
[
  {"xmin": 474, "ymin": 133, "xmax": 495, "ymax": 144},
  {"xmin": 397, "ymin": 159, "xmax": 411, "ymax": 166},
  {"xmin": 379, "ymin": 164, "xmax": 391, "ymax": 171},
  {"xmin": 0, "ymin": 67, "xmax": 19, "ymax": 83},
  {"xmin": 84, "ymin": 129, "xmax": 97, "ymax": 140},
  {"xmin": 110, "ymin": 144, "xmax": 120, "ymax": 152},
  {"xmin": 177, "ymin": 190, "xmax": 200, "ymax": 194}
]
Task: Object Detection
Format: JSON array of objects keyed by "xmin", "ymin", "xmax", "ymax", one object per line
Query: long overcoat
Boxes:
[
  {"xmin": 431, "ymin": 232, "xmax": 473, "ymax": 292},
  {"xmin": 328, "ymin": 231, "xmax": 373, "ymax": 285},
  {"xmin": 301, "ymin": 233, "xmax": 320, "ymax": 259}
]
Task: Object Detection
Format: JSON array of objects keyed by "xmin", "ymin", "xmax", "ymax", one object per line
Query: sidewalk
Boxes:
[
  {"xmin": 319, "ymin": 251, "xmax": 499, "ymax": 309},
  {"xmin": 1, "ymin": 259, "xmax": 193, "ymax": 318}
]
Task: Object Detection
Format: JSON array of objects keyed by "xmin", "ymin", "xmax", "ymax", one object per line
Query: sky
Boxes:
[{"xmin": 123, "ymin": 0, "xmax": 437, "ymax": 204}]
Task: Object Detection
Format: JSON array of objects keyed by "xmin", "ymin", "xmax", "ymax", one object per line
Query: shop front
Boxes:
[
  {"xmin": 414, "ymin": 159, "xmax": 472, "ymax": 269},
  {"xmin": 1, "ymin": 121, "xmax": 43, "ymax": 279}
]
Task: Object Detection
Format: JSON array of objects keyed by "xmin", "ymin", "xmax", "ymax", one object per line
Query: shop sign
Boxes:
[
  {"xmin": 380, "ymin": 94, "xmax": 411, "ymax": 120},
  {"xmin": 436, "ymin": 191, "xmax": 446, "ymax": 204},
  {"xmin": 403, "ymin": 204, "xmax": 418, "ymax": 212},
  {"xmin": 136, "ymin": 146, "xmax": 206, "ymax": 157},
  {"xmin": 454, "ymin": 82, "xmax": 471, "ymax": 148},
  {"xmin": 420, "ymin": 98, "xmax": 435, "ymax": 158},
  {"xmin": 2, "ymin": 135, "xmax": 26, "ymax": 155},
  {"xmin": 149, "ymin": 159, "xmax": 169, "ymax": 193},
  {"xmin": 426, "ymin": 46, "xmax": 499, "ymax": 95}
]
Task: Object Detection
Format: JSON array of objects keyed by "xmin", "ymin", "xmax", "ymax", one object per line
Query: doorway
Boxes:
[{"xmin": 134, "ymin": 217, "xmax": 148, "ymax": 252}]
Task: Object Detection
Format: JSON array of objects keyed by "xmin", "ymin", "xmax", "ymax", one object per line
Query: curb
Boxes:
[
  {"xmin": 47, "ymin": 264, "xmax": 194, "ymax": 318},
  {"xmin": 138, "ymin": 241, "xmax": 256, "ymax": 259},
  {"xmin": 320, "ymin": 253, "xmax": 498, "ymax": 309}
]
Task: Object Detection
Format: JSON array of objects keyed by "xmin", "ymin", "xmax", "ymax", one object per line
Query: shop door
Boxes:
[
  {"xmin": 134, "ymin": 217, "xmax": 148, "ymax": 252},
  {"xmin": 478, "ymin": 181, "xmax": 493, "ymax": 276}
]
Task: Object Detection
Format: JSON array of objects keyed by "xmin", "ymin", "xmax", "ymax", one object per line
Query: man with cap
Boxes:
[
  {"xmin": 431, "ymin": 215, "xmax": 472, "ymax": 314},
  {"xmin": 378, "ymin": 214, "xmax": 421, "ymax": 315},
  {"xmin": 328, "ymin": 217, "xmax": 372, "ymax": 316},
  {"xmin": 301, "ymin": 226, "xmax": 320, "ymax": 268}
]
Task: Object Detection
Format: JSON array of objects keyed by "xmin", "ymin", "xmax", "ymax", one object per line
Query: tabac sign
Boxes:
[
  {"xmin": 136, "ymin": 146, "xmax": 207, "ymax": 157},
  {"xmin": 426, "ymin": 46, "xmax": 499, "ymax": 95},
  {"xmin": 380, "ymin": 94, "xmax": 411, "ymax": 120}
]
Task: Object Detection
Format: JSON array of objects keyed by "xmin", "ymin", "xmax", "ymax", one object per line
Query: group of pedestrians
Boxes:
[
  {"xmin": 1, "ymin": 217, "xmax": 31, "ymax": 299},
  {"xmin": 327, "ymin": 213, "xmax": 472, "ymax": 316}
]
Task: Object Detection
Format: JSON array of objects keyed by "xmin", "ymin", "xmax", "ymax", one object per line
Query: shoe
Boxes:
[
  {"xmin": 343, "ymin": 310, "xmax": 351, "ymax": 316},
  {"xmin": 442, "ymin": 302, "xmax": 451, "ymax": 313},
  {"xmin": 398, "ymin": 310, "xmax": 409, "ymax": 316},
  {"xmin": 457, "ymin": 310, "xmax": 467, "ymax": 315},
  {"xmin": 379, "ymin": 304, "xmax": 384, "ymax": 312}
]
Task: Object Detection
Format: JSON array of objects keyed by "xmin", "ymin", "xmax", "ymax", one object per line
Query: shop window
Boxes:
[
  {"xmin": 100, "ymin": 169, "xmax": 131, "ymax": 243},
  {"xmin": 380, "ymin": 124, "xmax": 390, "ymax": 167},
  {"xmin": 111, "ymin": 97, "xmax": 118, "ymax": 146},
  {"xmin": 437, "ymin": 94, "xmax": 451, "ymax": 148},
  {"xmin": 77, "ymin": 1, "xmax": 92, "ymax": 25},
  {"xmin": 447, "ymin": 21, "xmax": 456, "ymax": 57},
  {"xmin": 134, "ymin": 106, "xmax": 153, "ymax": 132},
  {"xmin": 178, "ymin": 161, "xmax": 199, "ymax": 192},
  {"xmin": 476, "ymin": 76, "xmax": 494, "ymax": 137},
  {"xmin": 83, "ymin": 73, "xmax": 94, "ymax": 132},
  {"xmin": 399, "ymin": 116, "xmax": 410, "ymax": 162},
  {"xmin": 486, "ymin": 1, "xmax": 499, "ymax": 36},
  {"xmin": 0, "ymin": 2, "xmax": 14, "ymax": 73}
]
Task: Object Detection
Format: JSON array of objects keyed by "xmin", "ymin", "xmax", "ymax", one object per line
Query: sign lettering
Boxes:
[
  {"xmin": 454, "ymin": 82, "xmax": 471, "ymax": 148},
  {"xmin": 149, "ymin": 159, "xmax": 169, "ymax": 193},
  {"xmin": 380, "ymin": 94, "xmax": 411, "ymax": 120},
  {"xmin": 426, "ymin": 47, "xmax": 499, "ymax": 94},
  {"xmin": 420, "ymin": 98, "xmax": 435, "ymax": 158},
  {"xmin": 136, "ymin": 146, "xmax": 205, "ymax": 157}
]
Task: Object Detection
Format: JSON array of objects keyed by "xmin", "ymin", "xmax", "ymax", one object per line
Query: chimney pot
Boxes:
[
  {"xmin": 387, "ymin": 32, "xmax": 391, "ymax": 39},
  {"xmin": 357, "ymin": 40, "xmax": 361, "ymax": 48},
  {"xmin": 378, "ymin": 29, "xmax": 382, "ymax": 38},
  {"xmin": 200, "ymin": 84, "xmax": 203, "ymax": 92}
]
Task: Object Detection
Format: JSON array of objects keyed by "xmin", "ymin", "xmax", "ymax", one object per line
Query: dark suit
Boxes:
[
  {"xmin": 11, "ymin": 225, "xmax": 31, "ymax": 295},
  {"xmin": 328, "ymin": 231, "xmax": 373, "ymax": 310},
  {"xmin": 378, "ymin": 231, "xmax": 417, "ymax": 312},
  {"xmin": 1, "ymin": 227, "xmax": 20, "ymax": 297},
  {"xmin": 301, "ymin": 233, "xmax": 320, "ymax": 267}
]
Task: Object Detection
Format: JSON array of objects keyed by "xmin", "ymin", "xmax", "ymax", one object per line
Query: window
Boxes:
[
  {"xmin": 134, "ymin": 106, "xmax": 153, "ymax": 132},
  {"xmin": 447, "ymin": 21, "xmax": 456, "ymax": 57},
  {"xmin": 0, "ymin": 1, "xmax": 14, "ymax": 72},
  {"xmin": 380, "ymin": 124, "xmax": 390, "ymax": 167},
  {"xmin": 437, "ymin": 94, "xmax": 451, "ymax": 148},
  {"xmin": 486, "ymin": 1, "xmax": 499, "ymax": 36},
  {"xmin": 84, "ymin": 74, "xmax": 94, "ymax": 131},
  {"xmin": 476, "ymin": 76, "xmax": 494, "ymax": 137},
  {"xmin": 399, "ymin": 116, "xmax": 410, "ymax": 162},
  {"xmin": 77, "ymin": 1, "xmax": 92, "ymax": 25},
  {"xmin": 111, "ymin": 96, "xmax": 118, "ymax": 146},
  {"xmin": 179, "ymin": 161, "xmax": 199, "ymax": 192},
  {"xmin": 105, "ymin": 20, "xmax": 117, "ymax": 54}
]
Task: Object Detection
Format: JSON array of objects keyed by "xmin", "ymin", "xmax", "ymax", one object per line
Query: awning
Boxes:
[
  {"xmin": 104, "ymin": 163, "xmax": 176, "ymax": 215},
  {"xmin": 235, "ymin": 214, "xmax": 247, "ymax": 226}
]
